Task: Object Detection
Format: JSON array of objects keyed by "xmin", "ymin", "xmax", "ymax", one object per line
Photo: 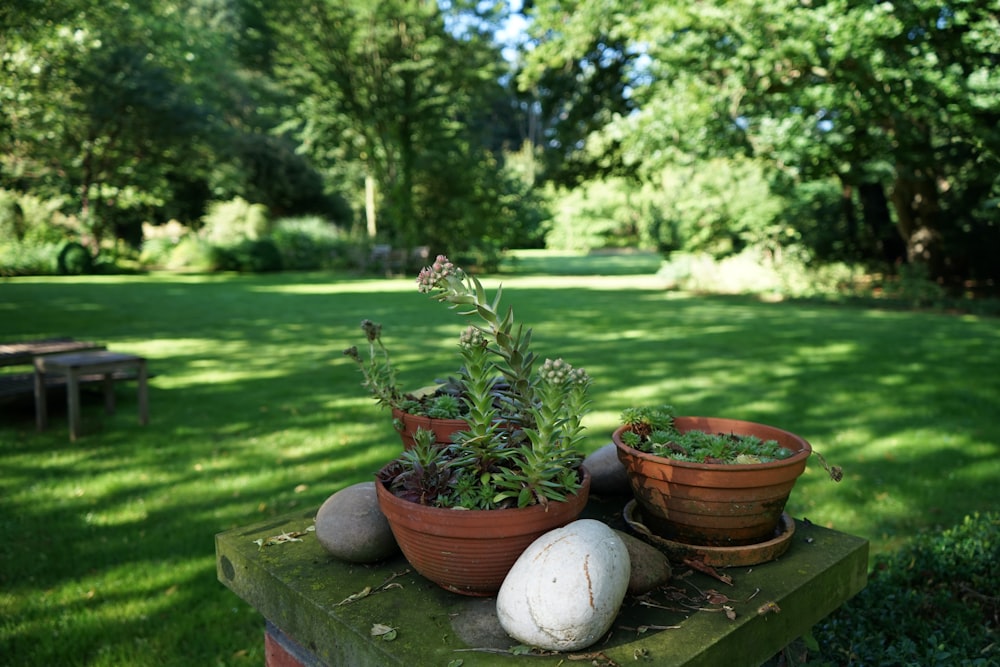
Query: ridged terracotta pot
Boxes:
[
  {"xmin": 391, "ymin": 407, "xmax": 468, "ymax": 449},
  {"xmin": 375, "ymin": 466, "xmax": 591, "ymax": 596},
  {"xmin": 613, "ymin": 417, "xmax": 811, "ymax": 547}
]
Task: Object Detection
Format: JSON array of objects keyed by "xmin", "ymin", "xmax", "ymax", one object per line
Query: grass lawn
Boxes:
[{"xmin": 2, "ymin": 252, "xmax": 998, "ymax": 665}]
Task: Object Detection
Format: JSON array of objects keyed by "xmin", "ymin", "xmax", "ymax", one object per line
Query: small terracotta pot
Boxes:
[
  {"xmin": 613, "ymin": 417, "xmax": 811, "ymax": 547},
  {"xmin": 375, "ymin": 465, "xmax": 591, "ymax": 596},
  {"xmin": 391, "ymin": 407, "xmax": 468, "ymax": 449}
]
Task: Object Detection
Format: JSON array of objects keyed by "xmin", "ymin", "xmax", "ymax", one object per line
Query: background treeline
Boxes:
[{"xmin": 2, "ymin": 1, "xmax": 998, "ymax": 293}]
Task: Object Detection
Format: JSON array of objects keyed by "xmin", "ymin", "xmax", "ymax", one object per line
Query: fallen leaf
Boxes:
[
  {"xmin": 757, "ymin": 601, "xmax": 781, "ymax": 616},
  {"xmin": 253, "ymin": 529, "xmax": 311, "ymax": 550},
  {"xmin": 683, "ymin": 558, "xmax": 734, "ymax": 586},
  {"xmin": 370, "ymin": 623, "xmax": 397, "ymax": 641},
  {"xmin": 335, "ymin": 586, "xmax": 371, "ymax": 606}
]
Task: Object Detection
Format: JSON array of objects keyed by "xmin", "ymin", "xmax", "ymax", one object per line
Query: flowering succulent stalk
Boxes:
[
  {"xmin": 455, "ymin": 326, "xmax": 501, "ymax": 462},
  {"xmin": 417, "ymin": 255, "xmax": 536, "ymax": 423},
  {"xmin": 343, "ymin": 319, "xmax": 401, "ymax": 409},
  {"xmin": 527, "ymin": 358, "xmax": 592, "ymax": 455},
  {"xmin": 416, "ymin": 255, "xmax": 593, "ymax": 508}
]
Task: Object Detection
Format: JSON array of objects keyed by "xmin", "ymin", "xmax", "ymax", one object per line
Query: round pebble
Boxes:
[
  {"xmin": 583, "ymin": 443, "xmax": 632, "ymax": 496},
  {"xmin": 314, "ymin": 482, "xmax": 399, "ymax": 563},
  {"xmin": 615, "ymin": 530, "xmax": 672, "ymax": 595}
]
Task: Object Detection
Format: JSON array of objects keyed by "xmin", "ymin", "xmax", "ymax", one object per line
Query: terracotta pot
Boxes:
[
  {"xmin": 391, "ymin": 407, "xmax": 468, "ymax": 449},
  {"xmin": 375, "ymin": 465, "xmax": 591, "ymax": 596},
  {"xmin": 613, "ymin": 417, "xmax": 811, "ymax": 547}
]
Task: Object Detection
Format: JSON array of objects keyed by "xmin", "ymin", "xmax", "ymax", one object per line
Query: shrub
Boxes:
[
  {"xmin": 219, "ymin": 238, "xmax": 283, "ymax": 273},
  {"xmin": 812, "ymin": 512, "xmax": 999, "ymax": 666},
  {"xmin": 165, "ymin": 236, "xmax": 220, "ymax": 272},
  {"xmin": 56, "ymin": 241, "xmax": 95, "ymax": 275},
  {"xmin": 198, "ymin": 197, "xmax": 270, "ymax": 245},
  {"xmin": 269, "ymin": 216, "xmax": 344, "ymax": 270},
  {"xmin": 0, "ymin": 241, "xmax": 63, "ymax": 276}
]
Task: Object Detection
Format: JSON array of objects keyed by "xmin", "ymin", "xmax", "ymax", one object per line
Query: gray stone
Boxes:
[
  {"xmin": 615, "ymin": 529, "xmax": 672, "ymax": 595},
  {"xmin": 583, "ymin": 442, "xmax": 632, "ymax": 496},
  {"xmin": 451, "ymin": 598, "xmax": 512, "ymax": 649},
  {"xmin": 315, "ymin": 482, "xmax": 399, "ymax": 563}
]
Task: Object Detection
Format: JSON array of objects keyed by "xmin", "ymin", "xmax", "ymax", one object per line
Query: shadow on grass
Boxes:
[{"xmin": 1, "ymin": 273, "xmax": 998, "ymax": 665}]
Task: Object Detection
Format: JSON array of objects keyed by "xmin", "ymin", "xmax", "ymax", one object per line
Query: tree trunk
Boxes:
[
  {"xmin": 858, "ymin": 181, "xmax": 906, "ymax": 266},
  {"xmin": 365, "ymin": 174, "xmax": 377, "ymax": 237},
  {"xmin": 889, "ymin": 166, "xmax": 944, "ymax": 275}
]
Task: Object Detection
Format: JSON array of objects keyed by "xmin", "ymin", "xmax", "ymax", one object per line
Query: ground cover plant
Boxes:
[{"xmin": 1, "ymin": 252, "xmax": 998, "ymax": 665}]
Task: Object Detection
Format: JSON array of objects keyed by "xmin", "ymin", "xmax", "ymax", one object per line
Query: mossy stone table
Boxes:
[{"xmin": 216, "ymin": 500, "xmax": 868, "ymax": 667}]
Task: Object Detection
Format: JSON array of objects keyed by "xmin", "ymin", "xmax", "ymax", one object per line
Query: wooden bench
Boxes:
[
  {"xmin": 0, "ymin": 369, "xmax": 143, "ymax": 403},
  {"xmin": 34, "ymin": 350, "xmax": 149, "ymax": 441},
  {"xmin": 216, "ymin": 498, "xmax": 868, "ymax": 667},
  {"xmin": 0, "ymin": 337, "xmax": 106, "ymax": 368}
]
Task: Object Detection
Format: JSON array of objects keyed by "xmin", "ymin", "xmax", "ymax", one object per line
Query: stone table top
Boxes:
[{"xmin": 216, "ymin": 497, "xmax": 868, "ymax": 667}]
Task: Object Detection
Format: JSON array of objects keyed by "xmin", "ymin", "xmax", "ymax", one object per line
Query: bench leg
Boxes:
[
  {"xmin": 102, "ymin": 373, "xmax": 116, "ymax": 415},
  {"xmin": 67, "ymin": 369, "xmax": 82, "ymax": 442},
  {"xmin": 34, "ymin": 366, "xmax": 48, "ymax": 432},
  {"xmin": 137, "ymin": 360, "xmax": 149, "ymax": 426}
]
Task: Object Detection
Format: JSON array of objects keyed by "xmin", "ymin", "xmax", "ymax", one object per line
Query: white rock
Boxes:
[{"xmin": 496, "ymin": 519, "xmax": 630, "ymax": 652}]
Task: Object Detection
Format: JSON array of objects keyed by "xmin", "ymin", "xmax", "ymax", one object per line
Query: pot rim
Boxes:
[
  {"xmin": 375, "ymin": 461, "xmax": 591, "ymax": 518},
  {"xmin": 391, "ymin": 406, "xmax": 469, "ymax": 425},
  {"xmin": 611, "ymin": 416, "xmax": 812, "ymax": 471}
]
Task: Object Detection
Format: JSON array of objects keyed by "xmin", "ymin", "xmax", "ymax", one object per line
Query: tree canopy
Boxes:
[
  {"xmin": 520, "ymin": 0, "xmax": 1000, "ymax": 284},
  {"xmin": 2, "ymin": 0, "xmax": 998, "ymax": 285}
]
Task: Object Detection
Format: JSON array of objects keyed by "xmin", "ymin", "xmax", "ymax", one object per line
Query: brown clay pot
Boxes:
[
  {"xmin": 374, "ymin": 465, "xmax": 591, "ymax": 596},
  {"xmin": 613, "ymin": 417, "xmax": 811, "ymax": 547},
  {"xmin": 391, "ymin": 407, "xmax": 468, "ymax": 449}
]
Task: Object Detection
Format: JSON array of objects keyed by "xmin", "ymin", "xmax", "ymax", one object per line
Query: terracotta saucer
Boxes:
[{"xmin": 622, "ymin": 500, "xmax": 796, "ymax": 567}]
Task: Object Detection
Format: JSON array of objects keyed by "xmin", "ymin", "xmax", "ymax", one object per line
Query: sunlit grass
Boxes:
[{"xmin": 1, "ymin": 257, "xmax": 998, "ymax": 665}]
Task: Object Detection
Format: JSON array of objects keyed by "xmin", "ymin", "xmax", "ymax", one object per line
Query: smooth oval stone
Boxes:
[
  {"xmin": 615, "ymin": 530, "xmax": 672, "ymax": 595},
  {"xmin": 314, "ymin": 482, "xmax": 398, "ymax": 563},
  {"xmin": 496, "ymin": 519, "xmax": 630, "ymax": 652},
  {"xmin": 583, "ymin": 442, "xmax": 631, "ymax": 496}
]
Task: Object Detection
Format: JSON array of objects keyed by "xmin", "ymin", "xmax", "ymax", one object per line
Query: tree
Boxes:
[
  {"xmin": 516, "ymin": 0, "xmax": 642, "ymax": 185},
  {"xmin": 1, "ymin": 1, "xmax": 224, "ymax": 248},
  {"xmin": 268, "ymin": 0, "xmax": 529, "ymax": 258},
  {"xmin": 521, "ymin": 0, "xmax": 1000, "ymax": 285}
]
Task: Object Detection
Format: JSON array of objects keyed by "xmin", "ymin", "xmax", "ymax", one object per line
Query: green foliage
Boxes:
[
  {"xmin": 199, "ymin": 197, "xmax": 271, "ymax": 246},
  {"xmin": 268, "ymin": 0, "xmax": 531, "ymax": 261},
  {"xmin": 618, "ymin": 405, "xmax": 790, "ymax": 464},
  {"xmin": 657, "ymin": 247, "xmax": 869, "ymax": 299},
  {"xmin": 423, "ymin": 394, "xmax": 462, "ymax": 420},
  {"xmin": 0, "ymin": 191, "xmax": 26, "ymax": 243},
  {"xmin": 269, "ymin": 216, "xmax": 347, "ymax": 271},
  {"xmin": 544, "ymin": 158, "xmax": 788, "ymax": 257},
  {"xmin": 544, "ymin": 178, "xmax": 654, "ymax": 251},
  {"xmin": 381, "ymin": 429, "xmax": 457, "ymax": 505},
  {"xmin": 56, "ymin": 241, "xmax": 94, "ymax": 275},
  {"xmin": 883, "ymin": 262, "xmax": 949, "ymax": 310},
  {"xmin": 524, "ymin": 0, "xmax": 1000, "ymax": 287},
  {"xmin": 0, "ymin": 191, "xmax": 78, "ymax": 276},
  {"xmin": 184, "ymin": 198, "xmax": 282, "ymax": 273},
  {"xmin": 658, "ymin": 158, "xmax": 788, "ymax": 257},
  {"xmin": 228, "ymin": 133, "xmax": 344, "ymax": 219},
  {"xmin": 164, "ymin": 236, "xmax": 220, "ymax": 273},
  {"xmin": 814, "ymin": 512, "xmax": 999, "ymax": 666},
  {"xmin": 0, "ymin": 241, "xmax": 64, "ymax": 277},
  {"xmin": 215, "ymin": 238, "xmax": 283, "ymax": 273}
]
